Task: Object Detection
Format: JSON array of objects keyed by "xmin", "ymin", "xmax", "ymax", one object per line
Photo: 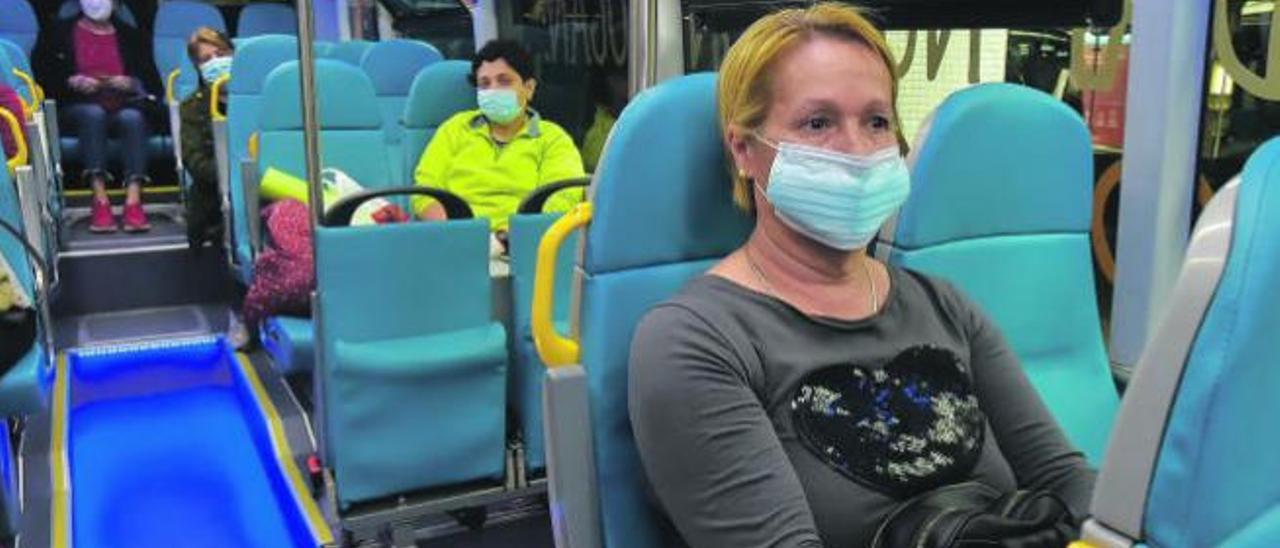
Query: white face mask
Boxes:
[
  {"xmin": 81, "ymin": 0, "xmax": 113, "ymax": 22},
  {"xmin": 755, "ymin": 136, "xmax": 911, "ymax": 251}
]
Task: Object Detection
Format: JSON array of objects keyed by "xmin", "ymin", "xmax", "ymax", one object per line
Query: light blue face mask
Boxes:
[
  {"xmin": 756, "ymin": 137, "xmax": 910, "ymax": 251},
  {"xmin": 477, "ymin": 88, "xmax": 524, "ymax": 124},
  {"xmin": 199, "ymin": 56, "xmax": 232, "ymax": 85}
]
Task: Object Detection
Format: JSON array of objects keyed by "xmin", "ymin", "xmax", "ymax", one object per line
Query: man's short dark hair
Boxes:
[{"xmin": 469, "ymin": 39, "xmax": 536, "ymax": 86}]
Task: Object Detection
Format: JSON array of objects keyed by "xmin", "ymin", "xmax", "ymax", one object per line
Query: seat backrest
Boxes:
[
  {"xmin": 362, "ymin": 39, "xmax": 442, "ymax": 146},
  {"xmin": 236, "ymin": 3, "xmax": 297, "ymax": 37},
  {"xmin": 877, "ymin": 83, "xmax": 1118, "ymax": 464},
  {"xmin": 0, "ymin": 0, "xmax": 38, "ymax": 55},
  {"xmin": 575, "ymin": 73, "xmax": 752, "ymax": 548},
  {"xmin": 258, "ymin": 59, "xmax": 391, "ymax": 190},
  {"xmin": 401, "ymin": 60, "xmax": 474, "ymax": 182},
  {"xmin": 1135, "ymin": 138, "xmax": 1280, "ymax": 547},
  {"xmin": 154, "ymin": 0, "xmax": 227, "ymax": 102},
  {"xmin": 329, "ymin": 40, "xmax": 373, "ymax": 66},
  {"xmin": 0, "ymin": 47, "xmax": 28, "ymax": 106},
  {"xmin": 0, "ymin": 38, "xmax": 32, "ymax": 93},
  {"xmin": 226, "ymin": 34, "xmax": 297, "ymax": 276}
]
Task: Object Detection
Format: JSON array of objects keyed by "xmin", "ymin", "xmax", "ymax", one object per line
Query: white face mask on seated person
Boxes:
[
  {"xmin": 81, "ymin": 0, "xmax": 113, "ymax": 22},
  {"xmin": 753, "ymin": 134, "xmax": 911, "ymax": 251}
]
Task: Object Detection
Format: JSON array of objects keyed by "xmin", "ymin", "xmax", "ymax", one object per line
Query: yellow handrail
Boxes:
[
  {"xmin": 209, "ymin": 74, "xmax": 230, "ymax": 121},
  {"xmin": 165, "ymin": 67, "xmax": 181, "ymax": 105},
  {"xmin": 532, "ymin": 202, "xmax": 592, "ymax": 368},
  {"xmin": 0, "ymin": 106, "xmax": 29, "ymax": 172},
  {"xmin": 12, "ymin": 68, "xmax": 43, "ymax": 106}
]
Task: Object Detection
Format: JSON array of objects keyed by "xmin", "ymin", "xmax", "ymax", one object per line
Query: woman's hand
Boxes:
[
  {"xmin": 68, "ymin": 74, "xmax": 100, "ymax": 94},
  {"xmin": 417, "ymin": 202, "xmax": 447, "ymax": 222},
  {"xmin": 105, "ymin": 75, "xmax": 135, "ymax": 92}
]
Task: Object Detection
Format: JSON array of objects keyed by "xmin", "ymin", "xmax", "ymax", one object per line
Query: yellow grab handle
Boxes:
[
  {"xmin": 532, "ymin": 202, "xmax": 592, "ymax": 368},
  {"xmin": 165, "ymin": 68, "xmax": 181, "ymax": 104},
  {"xmin": 12, "ymin": 69, "xmax": 42, "ymax": 108},
  {"xmin": 1067, "ymin": 542, "xmax": 1099, "ymax": 548},
  {"xmin": 210, "ymin": 74, "xmax": 230, "ymax": 121},
  {"xmin": 0, "ymin": 106, "xmax": 29, "ymax": 172}
]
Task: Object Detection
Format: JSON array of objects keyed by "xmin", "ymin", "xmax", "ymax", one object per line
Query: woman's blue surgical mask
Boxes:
[
  {"xmin": 199, "ymin": 56, "xmax": 232, "ymax": 85},
  {"xmin": 755, "ymin": 136, "xmax": 910, "ymax": 251},
  {"xmin": 478, "ymin": 88, "xmax": 523, "ymax": 124}
]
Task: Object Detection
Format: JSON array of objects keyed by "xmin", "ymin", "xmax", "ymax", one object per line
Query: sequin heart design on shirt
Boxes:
[{"xmin": 790, "ymin": 345, "xmax": 985, "ymax": 498}]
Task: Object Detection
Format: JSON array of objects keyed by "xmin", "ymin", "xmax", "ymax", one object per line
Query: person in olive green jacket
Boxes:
[
  {"xmin": 179, "ymin": 27, "xmax": 233, "ymax": 250},
  {"xmin": 412, "ymin": 40, "xmax": 587, "ymax": 234}
]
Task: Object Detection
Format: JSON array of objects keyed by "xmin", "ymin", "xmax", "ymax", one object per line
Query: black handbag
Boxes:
[
  {"xmin": 870, "ymin": 481, "xmax": 1080, "ymax": 548},
  {"xmin": 0, "ymin": 306, "xmax": 35, "ymax": 374},
  {"xmin": 0, "ymin": 218, "xmax": 43, "ymax": 376}
]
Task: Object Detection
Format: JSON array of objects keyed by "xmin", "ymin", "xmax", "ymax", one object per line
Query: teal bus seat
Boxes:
[
  {"xmin": 0, "ymin": 0, "xmax": 37, "ymax": 55},
  {"xmin": 360, "ymin": 39, "xmax": 442, "ymax": 184},
  {"xmin": 0, "ymin": 39, "xmax": 33, "ymax": 105},
  {"xmin": 0, "ymin": 162, "xmax": 51, "ymax": 418},
  {"xmin": 225, "ymin": 34, "xmax": 298, "ymax": 283},
  {"xmin": 877, "ymin": 83, "xmax": 1118, "ymax": 464},
  {"xmin": 537, "ymin": 73, "xmax": 752, "ymax": 547},
  {"xmin": 315, "ymin": 194, "xmax": 507, "ymax": 507},
  {"xmin": 1083, "ymin": 138, "xmax": 1280, "ymax": 548},
  {"xmin": 508, "ymin": 179, "xmax": 588, "ymax": 473},
  {"xmin": 236, "ymin": 3, "xmax": 297, "ymax": 37},
  {"xmin": 401, "ymin": 60, "xmax": 475, "ymax": 185},
  {"xmin": 0, "ymin": 45, "xmax": 31, "ymax": 108},
  {"xmin": 261, "ymin": 315, "xmax": 314, "ymax": 376},
  {"xmin": 154, "ymin": 0, "xmax": 227, "ymax": 102},
  {"xmin": 330, "ymin": 40, "xmax": 374, "ymax": 66},
  {"xmin": 313, "ymin": 41, "xmax": 336, "ymax": 59},
  {"xmin": 255, "ymin": 59, "xmax": 390, "ymax": 378},
  {"xmin": 258, "ymin": 60, "xmax": 392, "ymax": 189}
]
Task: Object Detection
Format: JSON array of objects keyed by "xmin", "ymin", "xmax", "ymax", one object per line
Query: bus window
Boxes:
[
  {"xmin": 682, "ymin": 0, "xmax": 1134, "ymax": 335},
  {"xmin": 494, "ymin": 0, "xmax": 629, "ymax": 172},
  {"xmin": 378, "ymin": 0, "xmax": 476, "ymax": 58},
  {"xmin": 1200, "ymin": 0, "xmax": 1279, "ymax": 220}
]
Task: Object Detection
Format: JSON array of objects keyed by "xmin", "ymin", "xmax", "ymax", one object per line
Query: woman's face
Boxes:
[
  {"xmin": 729, "ymin": 36, "xmax": 897, "ymax": 193},
  {"xmin": 194, "ymin": 42, "xmax": 230, "ymax": 65}
]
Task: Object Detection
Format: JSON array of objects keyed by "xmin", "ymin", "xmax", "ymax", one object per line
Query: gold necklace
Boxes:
[{"xmin": 744, "ymin": 248, "xmax": 879, "ymax": 314}]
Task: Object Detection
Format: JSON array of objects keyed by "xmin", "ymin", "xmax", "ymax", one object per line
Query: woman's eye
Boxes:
[
  {"xmin": 802, "ymin": 116, "xmax": 832, "ymax": 132},
  {"xmin": 869, "ymin": 115, "xmax": 892, "ymax": 132}
]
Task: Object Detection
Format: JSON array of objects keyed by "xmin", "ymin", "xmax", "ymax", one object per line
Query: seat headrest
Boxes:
[
  {"xmin": 237, "ymin": 3, "xmax": 298, "ymax": 37},
  {"xmin": 0, "ymin": 40, "xmax": 24, "ymax": 70},
  {"xmin": 361, "ymin": 39, "xmax": 443, "ymax": 96},
  {"xmin": 259, "ymin": 59, "xmax": 382, "ymax": 131},
  {"xmin": 0, "ymin": 0, "xmax": 37, "ymax": 54},
  {"xmin": 584, "ymin": 73, "xmax": 752, "ymax": 274},
  {"xmin": 892, "ymin": 83, "xmax": 1092, "ymax": 249},
  {"xmin": 329, "ymin": 40, "xmax": 372, "ymax": 66},
  {"xmin": 154, "ymin": 0, "xmax": 226, "ymax": 36},
  {"xmin": 228, "ymin": 34, "xmax": 297, "ymax": 95},
  {"xmin": 403, "ymin": 60, "xmax": 476, "ymax": 128}
]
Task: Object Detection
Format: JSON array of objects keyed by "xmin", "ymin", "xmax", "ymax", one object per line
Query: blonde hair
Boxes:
[
  {"xmin": 186, "ymin": 26, "xmax": 233, "ymax": 70},
  {"xmin": 717, "ymin": 3, "xmax": 904, "ymax": 213}
]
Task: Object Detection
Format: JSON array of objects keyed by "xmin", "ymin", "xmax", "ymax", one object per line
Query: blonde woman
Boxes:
[{"xmin": 628, "ymin": 4, "xmax": 1094, "ymax": 547}]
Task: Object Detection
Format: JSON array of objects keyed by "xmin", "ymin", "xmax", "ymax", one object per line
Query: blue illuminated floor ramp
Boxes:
[{"xmin": 50, "ymin": 337, "xmax": 332, "ymax": 548}]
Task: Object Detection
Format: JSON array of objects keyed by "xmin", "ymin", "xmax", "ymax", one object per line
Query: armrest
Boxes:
[
  {"xmin": 544, "ymin": 365, "xmax": 603, "ymax": 548},
  {"xmin": 517, "ymin": 176, "xmax": 591, "ymax": 214},
  {"xmin": 323, "ymin": 186, "xmax": 474, "ymax": 227},
  {"xmin": 241, "ymin": 159, "xmax": 261, "ymax": 254}
]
